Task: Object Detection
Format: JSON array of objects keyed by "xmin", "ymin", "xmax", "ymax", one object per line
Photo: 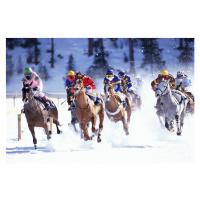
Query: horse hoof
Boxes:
[
  {"xmin": 49, "ymin": 131, "xmax": 52, "ymax": 135},
  {"xmin": 97, "ymin": 134, "xmax": 102, "ymax": 143},
  {"xmin": 125, "ymin": 132, "xmax": 129, "ymax": 135},
  {"xmin": 34, "ymin": 145, "xmax": 37, "ymax": 149},
  {"xmin": 47, "ymin": 136, "xmax": 51, "ymax": 140},
  {"xmin": 177, "ymin": 132, "xmax": 182, "ymax": 136}
]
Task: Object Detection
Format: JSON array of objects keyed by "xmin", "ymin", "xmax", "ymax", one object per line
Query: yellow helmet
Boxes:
[
  {"xmin": 161, "ymin": 70, "xmax": 168, "ymax": 76},
  {"xmin": 67, "ymin": 70, "xmax": 75, "ymax": 76}
]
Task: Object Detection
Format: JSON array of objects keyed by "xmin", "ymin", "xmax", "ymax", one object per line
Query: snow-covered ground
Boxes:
[{"xmin": 6, "ymin": 81, "xmax": 194, "ymax": 163}]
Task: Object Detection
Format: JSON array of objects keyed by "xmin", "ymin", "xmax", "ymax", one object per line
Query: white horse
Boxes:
[{"xmin": 155, "ymin": 79, "xmax": 187, "ymax": 135}]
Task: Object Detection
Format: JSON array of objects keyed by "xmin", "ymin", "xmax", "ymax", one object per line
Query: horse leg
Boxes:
[
  {"xmin": 91, "ymin": 115, "xmax": 98, "ymax": 134},
  {"xmin": 121, "ymin": 115, "xmax": 129, "ymax": 135},
  {"xmin": 80, "ymin": 122, "xmax": 91, "ymax": 141},
  {"xmin": 28, "ymin": 124, "xmax": 37, "ymax": 149},
  {"xmin": 44, "ymin": 123, "xmax": 51, "ymax": 140},
  {"xmin": 175, "ymin": 115, "xmax": 181, "ymax": 135},
  {"xmin": 125, "ymin": 97, "xmax": 132, "ymax": 125}
]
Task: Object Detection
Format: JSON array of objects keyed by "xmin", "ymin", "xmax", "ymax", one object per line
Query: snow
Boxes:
[{"xmin": 6, "ymin": 79, "xmax": 194, "ymax": 163}]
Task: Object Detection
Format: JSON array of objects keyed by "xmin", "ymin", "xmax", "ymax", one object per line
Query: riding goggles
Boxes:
[
  {"xmin": 67, "ymin": 76, "xmax": 75, "ymax": 80},
  {"xmin": 177, "ymin": 74, "xmax": 183, "ymax": 78},
  {"xmin": 119, "ymin": 74, "xmax": 125, "ymax": 79},
  {"xmin": 25, "ymin": 73, "xmax": 33, "ymax": 80},
  {"xmin": 106, "ymin": 74, "xmax": 114, "ymax": 79}
]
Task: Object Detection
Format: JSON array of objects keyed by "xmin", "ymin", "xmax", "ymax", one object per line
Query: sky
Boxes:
[{"xmin": 1, "ymin": 1, "xmax": 200, "ymax": 200}]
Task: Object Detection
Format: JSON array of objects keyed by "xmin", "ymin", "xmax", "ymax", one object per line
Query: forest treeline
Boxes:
[{"xmin": 6, "ymin": 38, "xmax": 194, "ymax": 83}]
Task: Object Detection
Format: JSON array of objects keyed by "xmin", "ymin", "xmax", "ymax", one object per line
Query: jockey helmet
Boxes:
[
  {"xmin": 76, "ymin": 71, "xmax": 83, "ymax": 76},
  {"xmin": 118, "ymin": 71, "xmax": 125, "ymax": 79},
  {"xmin": 177, "ymin": 71, "xmax": 184, "ymax": 78},
  {"xmin": 67, "ymin": 70, "xmax": 75, "ymax": 81},
  {"xmin": 135, "ymin": 75, "xmax": 141, "ymax": 79},
  {"xmin": 67, "ymin": 70, "xmax": 75, "ymax": 76},
  {"xmin": 106, "ymin": 69, "xmax": 114, "ymax": 80},
  {"xmin": 161, "ymin": 70, "xmax": 168, "ymax": 76},
  {"xmin": 24, "ymin": 67, "xmax": 33, "ymax": 75}
]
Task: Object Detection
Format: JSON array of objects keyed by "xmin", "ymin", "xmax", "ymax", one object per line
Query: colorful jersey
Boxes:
[
  {"xmin": 123, "ymin": 75, "xmax": 132, "ymax": 89},
  {"xmin": 104, "ymin": 75, "xmax": 121, "ymax": 92},
  {"xmin": 22, "ymin": 72, "xmax": 41, "ymax": 90},
  {"xmin": 65, "ymin": 75, "xmax": 96, "ymax": 92},
  {"xmin": 151, "ymin": 74, "xmax": 176, "ymax": 90}
]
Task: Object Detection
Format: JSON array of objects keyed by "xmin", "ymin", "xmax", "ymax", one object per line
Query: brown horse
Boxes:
[
  {"xmin": 104, "ymin": 82, "xmax": 132, "ymax": 135},
  {"xmin": 73, "ymin": 75, "xmax": 105, "ymax": 142},
  {"xmin": 121, "ymin": 79, "xmax": 142, "ymax": 110},
  {"xmin": 22, "ymin": 83, "xmax": 61, "ymax": 149},
  {"xmin": 179, "ymin": 83, "xmax": 194, "ymax": 114}
]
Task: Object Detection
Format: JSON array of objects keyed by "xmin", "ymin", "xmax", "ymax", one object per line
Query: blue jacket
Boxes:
[
  {"xmin": 65, "ymin": 79, "xmax": 75, "ymax": 92},
  {"xmin": 104, "ymin": 75, "xmax": 121, "ymax": 92},
  {"xmin": 124, "ymin": 75, "xmax": 132, "ymax": 89}
]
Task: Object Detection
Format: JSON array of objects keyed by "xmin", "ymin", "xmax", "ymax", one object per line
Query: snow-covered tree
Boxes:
[
  {"xmin": 17, "ymin": 55, "xmax": 24, "ymax": 75},
  {"xmin": 140, "ymin": 38, "xmax": 165, "ymax": 75},
  {"xmin": 6, "ymin": 53, "xmax": 14, "ymax": 83}
]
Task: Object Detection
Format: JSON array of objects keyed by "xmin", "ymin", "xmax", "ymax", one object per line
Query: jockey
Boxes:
[
  {"xmin": 104, "ymin": 69, "xmax": 127, "ymax": 107},
  {"xmin": 118, "ymin": 71, "xmax": 140, "ymax": 101},
  {"xmin": 175, "ymin": 71, "xmax": 194, "ymax": 102},
  {"xmin": 151, "ymin": 69, "xmax": 185, "ymax": 115},
  {"xmin": 22, "ymin": 67, "xmax": 50, "ymax": 110},
  {"xmin": 133, "ymin": 75, "xmax": 144, "ymax": 90},
  {"xmin": 65, "ymin": 70, "xmax": 102, "ymax": 110}
]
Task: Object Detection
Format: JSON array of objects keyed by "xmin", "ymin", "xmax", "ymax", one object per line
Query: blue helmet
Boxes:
[
  {"xmin": 106, "ymin": 69, "xmax": 114, "ymax": 75},
  {"xmin": 118, "ymin": 71, "xmax": 125, "ymax": 78}
]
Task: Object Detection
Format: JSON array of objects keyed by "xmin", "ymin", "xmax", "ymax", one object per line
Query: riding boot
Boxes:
[
  {"xmin": 68, "ymin": 102, "xmax": 76, "ymax": 111},
  {"xmin": 41, "ymin": 96, "xmax": 51, "ymax": 110},
  {"xmin": 94, "ymin": 97, "xmax": 103, "ymax": 106}
]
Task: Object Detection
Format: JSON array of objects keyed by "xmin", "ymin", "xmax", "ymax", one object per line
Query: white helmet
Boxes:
[{"xmin": 135, "ymin": 75, "xmax": 141, "ymax": 79}]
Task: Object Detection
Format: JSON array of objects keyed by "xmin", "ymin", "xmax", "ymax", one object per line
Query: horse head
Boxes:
[
  {"xmin": 104, "ymin": 81, "xmax": 114, "ymax": 98},
  {"xmin": 22, "ymin": 81, "xmax": 34, "ymax": 103},
  {"xmin": 155, "ymin": 79, "xmax": 170, "ymax": 98}
]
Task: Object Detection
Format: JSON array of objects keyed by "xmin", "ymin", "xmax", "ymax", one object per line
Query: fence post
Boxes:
[{"xmin": 18, "ymin": 114, "xmax": 21, "ymax": 140}]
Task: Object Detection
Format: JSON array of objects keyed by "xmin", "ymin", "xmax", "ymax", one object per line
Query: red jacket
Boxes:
[{"xmin": 82, "ymin": 76, "xmax": 96, "ymax": 89}]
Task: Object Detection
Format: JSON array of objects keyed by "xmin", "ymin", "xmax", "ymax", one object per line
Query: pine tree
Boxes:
[
  {"xmin": 67, "ymin": 54, "xmax": 76, "ymax": 72},
  {"xmin": 129, "ymin": 38, "xmax": 135, "ymax": 74},
  {"xmin": 46, "ymin": 38, "xmax": 55, "ymax": 68},
  {"xmin": 88, "ymin": 38, "xmax": 93, "ymax": 56},
  {"xmin": 177, "ymin": 38, "xmax": 194, "ymax": 68},
  {"xmin": 140, "ymin": 38, "xmax": 165, "ymax": 75},
  {"xmin": 38, "ymin": 63, "xmax": 50, "ymax": 81},
  {"xmin": 6, "ymin": 53, "xmax": 14, "ymax": 83},
  {"xmin": 21, "ymin": 38, "xmax": 41, "ymax": 65},
  {"xmin": 17, "ymin": 55, "xmax": 24, "ymax": 75},
  {"xmin": 87, "ymin": 38, "xmax": 110, "ymax": 78}
]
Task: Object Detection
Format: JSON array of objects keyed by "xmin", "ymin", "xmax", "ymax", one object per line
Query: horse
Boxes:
[
  {"xmin": 104, "ymin": 82, "xmax": 132, "ymax": 135},
  {"xmin": 120, "ymin": 79, "xmax": 142, "ymax": 110},
  {"xmin": 73, "ymin": 75, "xmax": 105, "ymax": 142},
  {"xmin": 155, "ymin": 79, "xmax": 187, "ymax": 135},
  {"xmin": 22, "ymin": 82, "xmax": 62, "ymax": 149},
  {"xmin": 67, "ymin": 86, "xmax": 80, "ymax": 132},
  {"xmin": 179, "ymin": 82, "xmax": 195, "ymax": 115}
]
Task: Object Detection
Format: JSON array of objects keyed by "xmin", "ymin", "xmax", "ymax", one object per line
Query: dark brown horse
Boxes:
[
  {"xmin": 121, "ymin": 79, "xmax": 142, "ymax": 110},
  {"xmin": 22, "ymin": 82, "xmax": 61, "ymax": 149},
  {"xmin": 73, "ymin": 75, "xmax": 105, "ymax": 142},
  {"xmin": 104, "ymin": 82, "xmax": 132, "ymax": 135}
]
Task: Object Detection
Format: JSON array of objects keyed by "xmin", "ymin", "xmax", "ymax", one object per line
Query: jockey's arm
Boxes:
[{"xmin": 114, "ymin": 82, "xmax": 121, "ymax": 93}]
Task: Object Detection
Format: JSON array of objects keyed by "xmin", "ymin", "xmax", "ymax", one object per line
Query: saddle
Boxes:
[
  {"xmin": 86, "ymin": 92, "xmax": 103, "ymax": 106},
  {"xmin": 171, "ymin": 91, "xmax": 185, "ymax": 105},
  {"xmin": 34, "ymin": 96, "xmax": 55, "ymax": 109}
]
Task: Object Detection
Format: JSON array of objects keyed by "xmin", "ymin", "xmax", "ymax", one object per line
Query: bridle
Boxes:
[
  {"xmin": 23, "ymin": 85, "xmax": 34, "ymax": 103},
  {"xmin": 75, "ymin": 79, "xmax": 90, "ymax": 109},
  {"xmin": 156, "ymin": 82, "xmax": 169, "ymax": 96}
]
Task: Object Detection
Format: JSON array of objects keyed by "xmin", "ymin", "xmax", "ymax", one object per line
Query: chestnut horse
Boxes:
[
  {"xmin": 73, "ymin": 75, "xmax": 105, "ymax": 142},
  {"xmin": 22, "ymin": 83, "xmax": 61, "ymax": 149},
  {"xmin": 104, "ymin": 82, "xmax": 132, "ymax": 135},
  {"xmin": 120, "ymin": 79, "xmax": 142, "ymax": 110}
]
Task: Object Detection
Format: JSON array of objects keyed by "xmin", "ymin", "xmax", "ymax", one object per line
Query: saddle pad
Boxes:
[
  {"xmin": 172, "ymin": 92, "xmax": 182, "ymax": 104},
  {"xmin": 115, "ymin": 93, "xmax": 126, "ymax": 103}
]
